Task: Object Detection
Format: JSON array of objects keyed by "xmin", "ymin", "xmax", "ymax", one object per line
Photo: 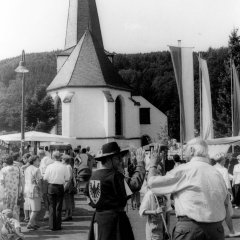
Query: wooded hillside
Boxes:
[{"xmin": 0, "ymin": 46, "xmax": 233, "ymax": 140}]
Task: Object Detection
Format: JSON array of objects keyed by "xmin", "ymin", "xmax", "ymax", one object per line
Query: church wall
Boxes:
[
  {"xmin": 134, "ymin": 96, "xmax": 168, "ymax": 143},
  {"xmin": 69, "ymin": 88, "xmax": 106, "ymax": 137}
]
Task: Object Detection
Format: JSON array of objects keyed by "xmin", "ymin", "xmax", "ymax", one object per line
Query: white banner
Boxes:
[
  {"xmin": 181, "ymin": 47, "xmax": 194, "ymax": 141},
  {"xmin": 199, "ymin": 58, "xmax": 214, "ymax": 139}
]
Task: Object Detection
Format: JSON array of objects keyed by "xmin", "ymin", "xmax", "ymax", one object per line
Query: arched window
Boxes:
[
  {"xmin": 115, "ymin": 96, "xmax": 122, "ymax": 136},
  {"xmin": 56, "ymin": 98, "xmax": 62, "ymax": 135}
]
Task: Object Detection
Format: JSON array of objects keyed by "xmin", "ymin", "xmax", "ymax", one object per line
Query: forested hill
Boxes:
[{"xmin": 0, "ymin": 47, "xmax": 232, "ymax": 139}]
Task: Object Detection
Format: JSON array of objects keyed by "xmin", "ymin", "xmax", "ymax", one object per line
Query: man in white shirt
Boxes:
[
  {"xmin": 148, "ymin": 138, "xmax": 232, "ymax": 240},
  {"xmin": 233, "ymin": 155, "xmax": 240, "ymax": 208},
  {"xmin": 44, "ymin": 151, "xmax": 70, "ymax": 231},
  {"xmin": 39, "ymin": 150, "xmax": 54, "ymax": 220}
]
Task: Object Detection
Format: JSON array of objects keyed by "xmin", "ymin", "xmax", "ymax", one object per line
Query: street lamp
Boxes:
[{"xmin": 15, "ymin": 50, "xmax": 29, "ymax": 156}]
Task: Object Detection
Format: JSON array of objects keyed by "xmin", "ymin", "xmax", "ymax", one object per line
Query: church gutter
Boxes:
[{"xmin": 47, "ymin": 85, "xmax": 132, "ymax": 93}]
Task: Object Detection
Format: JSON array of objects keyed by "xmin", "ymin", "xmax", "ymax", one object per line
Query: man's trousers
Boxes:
[{"xmin": 47, "ymin": 184, "xmax": 64, "ymax": 230}]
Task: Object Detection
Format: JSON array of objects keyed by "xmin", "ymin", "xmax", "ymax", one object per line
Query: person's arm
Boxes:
[
  {"xmin": 224, "ymin": 193, "xmax": 235, "ymax": 234},
  {"xmin": 224, "ymin": 170, "xmax": 233, "ymax": 195},
  {"xmin": 43, "ymin": 166, "xmax": 50, "ymax": 182},
  {"xmin": 114, "ymin": 172, "xmax": 128, "ymax": 203},
  {"xmin": 143, "ymin": 207, "xmax": 163, "ymax": 216},
  {"xmin": 147, "ymin": 145, "xmax": 182, "ymax": 195},
  {"xmin": 126, "ymin": 148, "xmax": 146, "ymax": 192},
  {"xmin": 233, "ymin": 166, "xmax": 237, "ymax": 186},
  {"xmin": 63, "ymin": 166, "xmax": 70, "ymax": 191},
  {"xmin": 35, "ymin": 169, "xmax": 43, "ymax": 193}
]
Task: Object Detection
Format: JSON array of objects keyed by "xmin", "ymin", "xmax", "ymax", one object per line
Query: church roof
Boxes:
[
  {"xmin": 64, "ymin": 0, "xmax": 103, "ymax": 50},
  {"xmin": 47, "ymin": 30, "xmax": 131, "ymax": 92}
]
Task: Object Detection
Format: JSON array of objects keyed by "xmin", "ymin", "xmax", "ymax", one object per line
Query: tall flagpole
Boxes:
[
  {"xmin": 199, "ymin": 53, "xmax": 202, "ymax": 138},
  {"xmin": 178, "ymin": 40, "xmax": 184, "ymax": 160},
  {"xmin": 230, "ymin": 58, "xmax": 234, "ymax": 153}
]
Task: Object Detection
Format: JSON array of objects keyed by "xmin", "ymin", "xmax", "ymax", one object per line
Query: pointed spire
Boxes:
[{"xmin": 65, "ymin": 0, "xmax": 103, "ymax": 50}]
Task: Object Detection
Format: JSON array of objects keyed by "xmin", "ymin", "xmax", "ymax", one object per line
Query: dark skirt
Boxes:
[{"xmin": 88, "ymin": 210, "xmax": 135, "ymax": 240}]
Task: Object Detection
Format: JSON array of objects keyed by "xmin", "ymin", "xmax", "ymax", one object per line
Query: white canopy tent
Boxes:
[
  {"xmin": 206, "ymin": 136, "xmax": 240, "ymax": 158},
  {"xmin": 0, "ymin": 131, "xmax": 75, "ymax": 143}
]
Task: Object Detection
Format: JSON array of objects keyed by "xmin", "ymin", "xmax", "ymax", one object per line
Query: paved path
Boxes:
[{"xmin": 22, "ymin": 195, "xmax": 240, "ymax": 240}]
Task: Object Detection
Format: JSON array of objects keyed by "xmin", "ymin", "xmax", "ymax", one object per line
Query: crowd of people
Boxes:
[
  {"xmin": 0, "ymin": 144, "xmax": 95, "ymax": 239},
  {"xmin": 86, "ymin": 139, "xmax": 240, "ymax": 240},
  {"xmin": 0, "ymin": 138, "xmax": 240, "ymax": 240}
]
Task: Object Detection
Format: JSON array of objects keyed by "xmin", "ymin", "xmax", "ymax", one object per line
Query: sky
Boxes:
[{"xmin": 0, "ymin": 0, "xmax": 240, "ymax": 60}]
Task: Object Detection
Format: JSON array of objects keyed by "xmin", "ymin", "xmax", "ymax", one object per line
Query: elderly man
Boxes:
[
  {"xmin": 86, "ymin": 142, "xmax": 145, "ymax": 240},
  {"xmin": 44, "ymin": 151, "xmax": 70, "ymax": 231},
  {"xmin": 148, "ymin": 138, "xmax": 232, "ymax": 240}
]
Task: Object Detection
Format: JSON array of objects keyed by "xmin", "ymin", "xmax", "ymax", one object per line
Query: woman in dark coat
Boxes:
[{"xmin": 86, "ymin": 142, "xmax": 146, "ymax": 240}]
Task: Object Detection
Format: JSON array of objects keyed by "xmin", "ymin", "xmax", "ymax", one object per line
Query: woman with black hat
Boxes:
[{"xmin": 86, "ymin": 141, "xmax": 146, "ymax": 240}]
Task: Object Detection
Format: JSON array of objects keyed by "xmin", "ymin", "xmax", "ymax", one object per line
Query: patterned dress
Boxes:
[{"xmin": 0, "ymin": 166, "xmax": 22, "ymax": 219}]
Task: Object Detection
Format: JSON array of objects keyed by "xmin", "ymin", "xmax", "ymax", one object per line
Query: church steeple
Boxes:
[{"xmin": 64, "ymin": 0, "xmax": 103, "ymax": 50}]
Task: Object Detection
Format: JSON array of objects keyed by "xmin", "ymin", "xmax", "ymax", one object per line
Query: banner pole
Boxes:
[
  {"xmin": 177, "ymin": 40, "xmax": 184, "ymax": 160},
  {"xmin": 199, "ymin": 53, "xmax": 202, "ymax": 138},
  {"xmin": 231, "ymin": 58, "xmax": 234, "ymax": 153}
]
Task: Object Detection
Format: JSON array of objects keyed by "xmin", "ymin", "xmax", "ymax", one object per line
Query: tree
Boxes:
[
  {"xmin": 228, "ymin": 28, "xmax": 240, "ymax": 68},
  {"xmin": 26, "ymin": 85, "xmax": 57, "ymax": 133}
]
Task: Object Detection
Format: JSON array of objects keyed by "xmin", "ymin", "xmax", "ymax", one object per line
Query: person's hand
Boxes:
[
  {"xmin": 150, "ymin": 144, "xmax": 161, "ymax": 166},
  {"xmin": 136, "ymin": 148, "xmax": 145, "ymax": 163},
  {"xmin": 155, "ymin": 206, "xmax": 163, "ymax": 215}
]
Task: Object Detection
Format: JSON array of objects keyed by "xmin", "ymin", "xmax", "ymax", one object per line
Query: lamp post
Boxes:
[{"xmin": 15, "ymin": 50, "xmax": 29, "ymax": 156}]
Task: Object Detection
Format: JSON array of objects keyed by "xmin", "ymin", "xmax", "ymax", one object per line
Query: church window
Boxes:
[
  {"xmin": 56, "ymin": 98, "xmax": 62, "ymax": 135},
  {"xmin": 115, "ymin": 96, "xmax": 122, "ymax": 136},
  {"xmin": 140, "ymin": 108, "xmax": 150, "ymax": 124}
]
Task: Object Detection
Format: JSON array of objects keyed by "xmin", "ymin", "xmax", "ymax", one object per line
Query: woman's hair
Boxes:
[
  {"xmin": 82, "ymin": 148, "xmax": 87, "ymax": 154},
  {"xmin": 29, "ymin": 155, "xmax": 39, "ymax": 165},
  {"xmin": 3, "ymin": 155, "xmax": 14, "ymax": 165}
]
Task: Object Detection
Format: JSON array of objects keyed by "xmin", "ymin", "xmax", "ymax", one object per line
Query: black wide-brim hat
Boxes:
[{"xmin": 95, "ymin": 142, "xmax": 129, "ymax": 161}]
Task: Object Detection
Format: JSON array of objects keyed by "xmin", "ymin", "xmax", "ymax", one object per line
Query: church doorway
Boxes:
[{"xmin": 115, "ymin": 96, "xmax": 122, "ymax": 136}]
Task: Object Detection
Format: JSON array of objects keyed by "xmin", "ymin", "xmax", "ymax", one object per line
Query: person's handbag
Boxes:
[
  {"xmin": 17, "ymin": 168, "xmax": 24, "ymax": 206},
  {"xmin": 31, "ymin": 172, "xmax": 41, "ymax": 198}
]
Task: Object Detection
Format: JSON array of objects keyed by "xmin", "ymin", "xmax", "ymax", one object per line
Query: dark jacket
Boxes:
[{"xmin": 87, "ymin": 162, "xmax": 145, "ymax": 240}]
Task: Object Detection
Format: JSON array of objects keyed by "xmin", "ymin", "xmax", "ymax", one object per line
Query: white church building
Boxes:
[{"xmin": 47, "ymin": 0, "xmax": 167, "ymax": 152}]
